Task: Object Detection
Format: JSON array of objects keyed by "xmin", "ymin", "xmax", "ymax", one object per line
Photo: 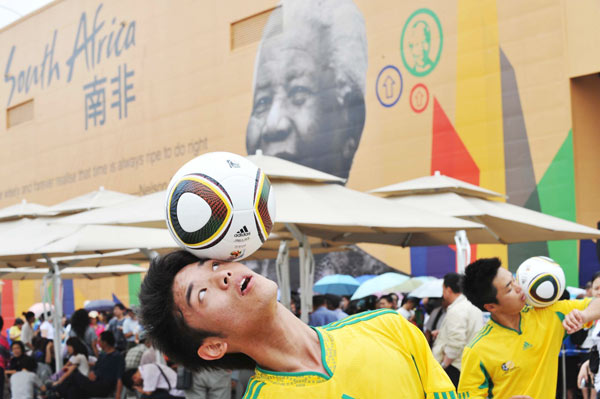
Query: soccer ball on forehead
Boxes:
[
  {"xmin": 165, "ymin": 152, "xmax": 276, "ymax": 261},
  {"xmin": 516, "ymin": 256, "xmax": 566, "ymax": 308}
]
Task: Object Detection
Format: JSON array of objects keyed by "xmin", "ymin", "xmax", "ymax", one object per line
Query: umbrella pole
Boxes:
[
  {"xmin": 275, "ymin": 241, "xmax": 291, "ymax": 310},
  {"xmin": 454, "ymin": 230, "xmax": 471, "ymax": 274},
  {"xmin": 43, "ymin": 255, "xmax": 63, "ymax": 371},
  {"xmin": 286, "ymin": 224, "xmax": 314, "ymax": 324}
]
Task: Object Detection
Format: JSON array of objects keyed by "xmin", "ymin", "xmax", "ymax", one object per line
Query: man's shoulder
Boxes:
[{"xmin": 321, "ymin": 309, "xmax": 400, "ymax": 332}]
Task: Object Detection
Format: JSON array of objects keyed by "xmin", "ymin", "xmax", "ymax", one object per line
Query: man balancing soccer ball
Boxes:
[
  {"xmin": 138, "ymin": 250, "xmax": 456, "ymax": 398},
  {"xmin": 458, "ymin": 257, "xmax": 600, "ymax": 399}
]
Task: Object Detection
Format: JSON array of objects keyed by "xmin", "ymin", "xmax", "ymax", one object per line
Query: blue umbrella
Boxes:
[
  {"xmin": 355, "ymin": 274, "xmax": 377, "ymax": 284},
  {"xmin": 351, "ymin": 272, "xmax": 410, "ymax": 300},
  {"xmin": 314, "ymin": 274, "xmax": 360, "ymax": 296},
  {"xmin": 84, "ymin": 299, "xmax": 116, "ymax": 312}
]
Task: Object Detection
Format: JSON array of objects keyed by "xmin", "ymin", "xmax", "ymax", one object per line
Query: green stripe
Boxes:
[
  {"xmin": 434, "ymin": 393, "xmax": 440, "ymax": 399},
  {"xmin": 243, "ymin": 379, "xmax": 257, "ymax": 399},
  {"xmin": 411, "ymin": 355, "xmax": 426, "ymax": 397},
  {"xmin": 478, "ymin": 361, "xmax": 494, "ymax": 398},
  {"xmin": 251, "ymin": 382, "xmax": 265, "ymax": 399},
  {"xmin": 450, "ymin": 392, "xmax": 456, "ymax": 399},
  {"xmin": 342, "ymin": 395, "xmax": 355, "ymax": 399},
  {"xmin": 467, "ymin": 325, "xmax": 493, "ymax": 348},
  {"xmin": 324, "ymin": 309, "xmax": 397, "ymax": 331},
  {"xmin": 325, "ymin": 309, "xmax": 391, "ymax": 328}
]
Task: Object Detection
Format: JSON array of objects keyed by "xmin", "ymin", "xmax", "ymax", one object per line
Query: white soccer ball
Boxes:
[
  {"xmin": 516, "ymin": 256, "xmax": 565, "ymax": 308},
  {"xmin": 165, "ymin": 152, "xmax": 276, "ymax": 261}
]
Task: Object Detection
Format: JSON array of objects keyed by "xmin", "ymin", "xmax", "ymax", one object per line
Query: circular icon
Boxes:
[
  {"xmin": 401, "ymin": 8, "xmax": 443, "ymax": 77},
  {"xmin": 375, "ymin": 65, "xmax": 403, "ymax": 108},
  {"xmin": 409, "ymin": 83, "xmax": 429, "ymax": 113}
]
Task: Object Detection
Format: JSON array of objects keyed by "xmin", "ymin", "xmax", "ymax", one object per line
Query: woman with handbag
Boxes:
[{"xmin": 121, "ymin": 363, "xmax": 185, "ymax": 399}]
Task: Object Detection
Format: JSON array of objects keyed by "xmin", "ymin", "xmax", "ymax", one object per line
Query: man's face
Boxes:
[
  {"xmin": 591, "ymin": 277, "xmax": 600, "ymax": 298},
  {"xmin": 246, "ymin": 35, "xmax": 351, "ymax": 178},
  {"xmin": 173, "ymin": 260, "xmax": 278, "ymax": 338},
  {"xmin": 132, "ymin": 370, "xmax": 143, "ymax": 386},
  {"xmin": 113, "ymin": 306, "xmax": 122, "ymax": 318},
  {"xmin": 489, "ymin": 267, "xmax": 526, "ymax": 314},
  {"xmin": 376, "ymin": 298, "xmax": 393, "ymax": 309}
]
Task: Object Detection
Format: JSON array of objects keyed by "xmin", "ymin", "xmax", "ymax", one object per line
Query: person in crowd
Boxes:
[
  {"xmin": 10, "ymin": 355, "xmax": 45, "ymax": 399},
  {"xmin": 325, "ymin": 294, "xmax": 348, "ymax": 320},
  {"xmin": 6, "ymin": 341, "xmax": 29, "ymax": 376},
  {"xmin": 122, "ymin": 308, "xmax": 140, "ymax": 350},
  {"xmin": 432, "ymin": 273, "xmax": 484, "ymax": 388},
  {"xmin": 39, "ymin": 312, "xmax": 54, "ymax": 340},
  {"xmin": 376, "ymin": 294, "xmax": 395, "ymax": 310},
  {"xmin": 184, "ymin": 368, "xmax": 232, "ymax": 399},
  {"xmin": 21, "ymin": 311, "xmax": 35, "ymax": 355},
  {"xmin": 423, "ymin": 297, "xmax": 446, "ymax": 347},
  {"xmin": 139, "ymin": 251, "xmax": 456, "ymax": 398},
  {"xmin": 0, "ymin": 316, "xmax": 11, "ymax": 399},
  {"xmin": 8, "ymin": 318, "xmax": 23, "ymax": 343},
  {"xmin": 69, "ymin": 308, "xmax": 98, "ymax": 357},
  {"xmin": 108, "ymin": 303, "xmax": 128, "ymax": 352},
  {"xmin": 121, "ymin": 362, "xmax": 185, "ymax": 398},
  {"xmin": 50, "ymin": 337, "xmax": 90, "ymax": 390},
  {"xmin": 88, "ymin": 310, "xmax": 105, "ymax": 338},
  {"xmin": 458, "ymin": 257, "xmax": 600, "ymax": 398},
  {"xmin": 340, "ymin": 295, "xmax": 351, "ymax": 313},
  {"xmin": 308, "ymin": 295, "xmax": 338, "ymax": 327},
  {"xmin": 390, "ymin": 293, "xmax": 400, "ymax": 310},
  {"xmin": 55, "ymin": 330, "xmax": 125, "ymax": 399},
  {"xmin": 398, "ymin": 296, "xmax": 419, "ymax": 321},
  {"xmin": 577, "ymin": 272, "xmax": 600, "ymax": 397}
]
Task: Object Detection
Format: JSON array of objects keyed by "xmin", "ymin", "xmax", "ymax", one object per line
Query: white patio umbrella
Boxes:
[
  {"xmin": 409, "ymin": 278, "xmax": 444, "ymax": 298},
  {"xmin": 0, "ymin": 199, "xmax": 53, "ymax": 221},
  {"xmin": 0, "ymin": 264, "xmax": 147, "ymax": 280},
  {"xmin": 51, "ymin": 154, "xmax": 485, "ymax": 322},
  {"xmin": 42, "ymin": 187, "xmax": 137, "ymax": 216},
  {"xmin": 370, "ymin": 173, "xmax": 600, "ymax": 272}
]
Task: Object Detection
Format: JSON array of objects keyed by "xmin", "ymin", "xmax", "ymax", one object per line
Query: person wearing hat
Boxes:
[
  {"xmin": 8, "ymin": 318, "xmax": 23, "ymax": 343},
  {"xmin": 88, "ymin": 310, "xmax": 105, "ymax": 338}
]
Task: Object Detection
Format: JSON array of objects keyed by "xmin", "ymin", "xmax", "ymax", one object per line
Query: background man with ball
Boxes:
[{"xmin": 458, "ymin": 257, "xmax": 600, "ymax": 399}]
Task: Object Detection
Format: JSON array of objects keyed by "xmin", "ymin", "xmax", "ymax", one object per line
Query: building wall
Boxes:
[{"xmin": 0, "ymin": 0, "xmax": 598, "ymax": 314}]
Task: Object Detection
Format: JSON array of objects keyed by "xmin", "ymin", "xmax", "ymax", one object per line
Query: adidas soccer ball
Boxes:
[
  {"xmin": 165, "ymin": 152, "xmax": 276, "ymax": 261},
  {"xmin": 516, "ymin": 256, "xmax": 566, "ymax": 308}
]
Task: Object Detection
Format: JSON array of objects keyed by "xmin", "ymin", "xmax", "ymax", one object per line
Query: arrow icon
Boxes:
[{"xmin": 382, "ymin": 75, "xmax": 395, "ymax": 99}]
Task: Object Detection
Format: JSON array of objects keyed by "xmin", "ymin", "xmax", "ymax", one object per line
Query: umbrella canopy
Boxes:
[
  {"xmin": 370, "ymin": 171, "xmax": 505, "ymax": 199},
  {"xmin": 408, "ymin": 278, "xmax": 444, "ymax": 298},
  {"xmin": 0, "ymin": 200, "xmax": 53, "ymax": 221},
  {"xmin": 355, "ymin": 274, "xmax": 377, "ymax": 284},
  {"xmin": 383, "ymin": 276, "xmax": 436, "ymax": 294},
  {"xmin": 28, "ymin": 302, "xmax": 55, "ymax": 318},
  {"xmin": 0, "ymin": 265, "xmax": 147, "ymax": 280},
  {"xmin": 84, "ymin": 299, "xmax": 116, "ymax": 312},
  {"xmin": 247, "ymin": 152, "xmax": 345, "ymax": 183},
  {"xmin": 351, "ymin": 273, "xmax": 410, "ymax": 300},
  {"xmin": 43, "ymin": 187, "xmax": 137, "ymax": 216},
  {"xmin": 387, "ymin": 192, "xmax": 600, "ymax": 243},
  {"xmin": 314, "ymin": 274, "xmax": 360, "ymax": 296}
]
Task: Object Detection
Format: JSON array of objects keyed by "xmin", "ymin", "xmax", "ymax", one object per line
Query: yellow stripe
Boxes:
[{"xmin": 456, "ymin": 0, "xmax": 507, "ymax": 265}]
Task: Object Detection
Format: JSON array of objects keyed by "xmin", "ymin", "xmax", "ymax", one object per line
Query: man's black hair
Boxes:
[
  {"xmin": 21, "ymin": 355, "xmax": 37, "ymax": 372},
  {"xmin": 121, "ymin": 368, "xmax": 137, "ymax": 390},
  {"xmin": 99, "ymin": 330, "xmax": 116, "ymax": 347},
  {"xmin": 463, "ymin": 258, "xmax": 501, "ymax": 311},
  {"xmin": 114, "ymin": 303, "xmax": 126, "ymax": 311},
  {"xmin": 312, "ymin": 295, "xmax": 327, "ymax": 309},
  {"xmin": 443, "ymin": 272, "xmax": 463, "ymax": 294},
  {"xmin": 324, "ymin": 294, "xmax": 341, "ymax": 310},
  {"xmin": 139, "ymin": 250, "xmax": 256, "ymax": 371},
  {"xmin": 591, "ymin": 271, "xmax": 600, "ymax": 285}
]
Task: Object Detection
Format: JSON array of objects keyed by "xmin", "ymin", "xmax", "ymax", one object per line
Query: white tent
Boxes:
[
  {"xmin": 0, "ymin": 264, "xmax": 147, "ymax": 280},
  {"xmin": 42, "ymin": 187, "xmax": 138, "ymax": 216},
  {"xmin": 0, "ymin": 199, "xmax": 53, "ymax": 221}
]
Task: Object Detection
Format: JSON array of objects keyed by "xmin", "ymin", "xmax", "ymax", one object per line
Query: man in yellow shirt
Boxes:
[
  {"xmin": 458, "ymin": 257, "xmax": 600, "ymax": 399},
  {"xmin": 139, "ymin": 250, "xmax": 456, "ymax": 399}
]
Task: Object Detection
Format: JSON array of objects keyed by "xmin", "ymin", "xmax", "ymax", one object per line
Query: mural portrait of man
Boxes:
[{"xmin": 246, "ymin": 0, "xmax": 368, "ymax": 180}]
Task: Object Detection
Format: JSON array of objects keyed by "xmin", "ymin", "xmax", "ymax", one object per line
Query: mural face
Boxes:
[{"xmin": 246, "ymin": 1, "xmax": 367, "ymax": 180}]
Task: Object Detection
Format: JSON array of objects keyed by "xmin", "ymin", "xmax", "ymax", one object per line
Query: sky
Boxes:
[{"xmin": 0, "ymin": 0, "xmax": 54, "ymax": 30}]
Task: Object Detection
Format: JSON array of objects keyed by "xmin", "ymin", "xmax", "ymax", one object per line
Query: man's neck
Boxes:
[
  {"xmin": 447, "ymin": 293, "xmax": 461, "ymax": 306},
  {"xmin": 491, "ymin": 310, "xmax": 521, "ymax": 332},
  {"xmin": 238, "ymin": 303, "xmax": 327, "ymax": 375}
]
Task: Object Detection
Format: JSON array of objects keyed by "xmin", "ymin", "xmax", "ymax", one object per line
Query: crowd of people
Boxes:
[{"xmin": 0, "ymin": 303, "xmax": 248, "ymax": 399}]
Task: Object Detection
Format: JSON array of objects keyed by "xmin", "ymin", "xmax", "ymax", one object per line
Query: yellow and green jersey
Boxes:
[
  {"xmin": 242, "ymin": 309, "xmax": 455, "ymax": 399},
  {"xmin": 458, "ymin": 298, "xmax": 592, "ymax": 399}
]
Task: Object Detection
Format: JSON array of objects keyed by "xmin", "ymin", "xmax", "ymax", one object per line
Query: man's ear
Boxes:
[
  {"xmin": 483, "ymin": 302, "xmax": 497, "ymax": 313},
  {"xmin": 197, "ymin": 337, "xmax": 228, "ymax": 361}
]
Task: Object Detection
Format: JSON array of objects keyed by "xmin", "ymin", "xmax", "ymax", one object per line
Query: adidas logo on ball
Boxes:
[{"xmin": 234, "ymin": 226, "xmax": 251, "ymax": 238}]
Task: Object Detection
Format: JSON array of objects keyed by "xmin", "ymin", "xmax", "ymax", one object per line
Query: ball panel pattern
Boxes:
[
  {"xmin": 167, "ymin": 175, "xmax": 232, "ymax": 249},
  {"xmin": 253, "ymin": 169, "xmax": 273, "ymax": 243},
  {"xmin": 528, "ymin": 273, "xmax": 559, "ymax": 303}
]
